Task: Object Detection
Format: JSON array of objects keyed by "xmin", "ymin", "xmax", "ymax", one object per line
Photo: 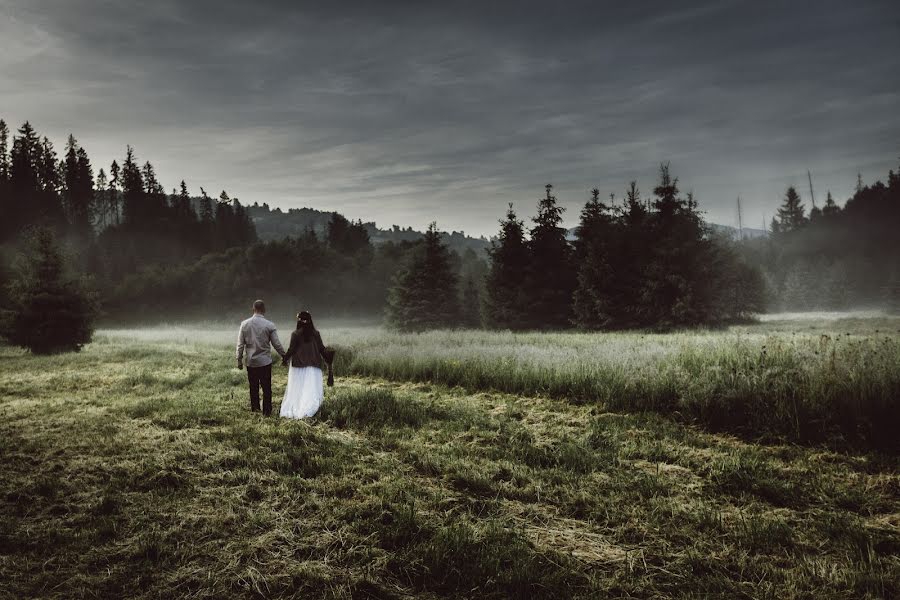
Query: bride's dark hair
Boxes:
[{"xmin": 296, "ymin": 310, "xmax": 317, "ymax": 341}]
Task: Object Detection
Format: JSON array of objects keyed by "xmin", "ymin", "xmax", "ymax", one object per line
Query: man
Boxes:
[{"xmin": 236, "ymin": 299, "xmax": 286, "ymax": 416}]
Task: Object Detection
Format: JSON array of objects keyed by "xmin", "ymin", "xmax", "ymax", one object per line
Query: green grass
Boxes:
[{"xmin": 1, "ymin": 317, "xmax": 898, "ymax": 598}]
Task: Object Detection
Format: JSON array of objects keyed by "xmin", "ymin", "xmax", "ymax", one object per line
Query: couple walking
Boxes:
[{"xmin": 235, "ymin": 299, "xmax": 333, "ymax": 419}]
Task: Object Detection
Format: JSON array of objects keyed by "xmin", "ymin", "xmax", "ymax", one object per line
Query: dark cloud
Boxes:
[{"xmin": 2, "ymin": 0, "xmax": 898, "ymax": 235}]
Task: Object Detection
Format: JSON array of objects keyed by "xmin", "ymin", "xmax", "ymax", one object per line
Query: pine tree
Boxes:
[
  {"xmin": 142, "ymin": 161, "xmax": 166, "ymax": 221},
  {"xmin": 120, "ymin": 146, "xmax": 144, "ymax": 226},
  {"xmin": 822, "ymin": 191, "xmax": 840, "ymax": 217},
  {"xmin": 10, "ymin": 122, "xmax": 40, "ymax": 194},
  {"xmin": 773, "ymin": 186, "xmax": 806, "ymax": 233},
  {"xmin": 214, "ymin": 190, "xmax": 235, "ymax": 249},
  {"xmin": 572, "ymin": 188, "xmax": 615, "ymax": 329},
  {"xmin": 483, "ymin": 203, "xmax": 530, "ymax": 329},
  {"xmin": 639, "ymin": 165, "xmax": 711, "ymax": 327},
  {"xmin": 0, "ymin": 119, "xmax": 10, "ymax": 239},
  {"xmin": 326, "ymin": 212, "xmax": 370, "ymax": 255},
  {"xmin": 108, "ymin": 160, "xmax": 121, "ymax": 225},
  {"xmin": 614, "ymin": 181, "xmax": 651, "ymax": 327},
  {"xmin": 385, "ymin": 223, "xmax": 459, "ymax": 330},
  {"xmin": 62, "ymin": 136, "xmax": 94, "ymax": 237},
  {"xmin": 177, "ymin": 180, "xmax": 196, "ymax": 223},
  {"xmin": 0, "ymin": 119, "xmax": 9, "ymax": 183},
  {"xmin": 198, "ymin": 187, "xmax": 214, "ymax": 223},
  {"xmin": 94, "ymin": 168, "xmax": 108, "ymax": 229},
  {"xmin": 4, "ymin": 228, "xmax": 96, "ymax": 354},
  {"xmin": 524, "ymin": 184, "xmax": 576, "ymax": 329}
]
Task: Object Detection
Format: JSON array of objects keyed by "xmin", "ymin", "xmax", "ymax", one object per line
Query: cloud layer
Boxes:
[{"xmin": 2, "ymin": 0, "xmax": 898, "ymax": 235}]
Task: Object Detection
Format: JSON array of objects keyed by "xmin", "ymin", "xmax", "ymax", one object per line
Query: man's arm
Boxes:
[
  {"xmin": 236, "ymin": 323, "xmax": 246, "ymax": 368},
  {"xmin": 270, "ymin": 326, "xmax": 286, "ymax": 358}
]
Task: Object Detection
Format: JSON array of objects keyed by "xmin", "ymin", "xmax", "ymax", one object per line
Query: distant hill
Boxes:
[
  {"xmin": 246, "ymin": 203, "xmax": 492, "ymax": 256},
  {"xmin": 248, "ymin": 202, "xmax": 768, "ymax": 257}
]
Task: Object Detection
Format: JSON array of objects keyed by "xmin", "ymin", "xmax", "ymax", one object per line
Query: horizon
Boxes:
[{"xmin": 2, "ymin": 0, "xmax": 899, "ymax": 237}]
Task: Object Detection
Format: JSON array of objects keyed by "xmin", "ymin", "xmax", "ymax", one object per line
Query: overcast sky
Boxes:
[{"xmin": 2, "ymin": 0, "xmax": 898, "ymax": 237}]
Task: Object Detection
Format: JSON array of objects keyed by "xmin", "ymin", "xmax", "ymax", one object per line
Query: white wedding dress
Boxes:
[{"xmin": 280, "ymin": 365, "xmax": 324, "ymax": 419}]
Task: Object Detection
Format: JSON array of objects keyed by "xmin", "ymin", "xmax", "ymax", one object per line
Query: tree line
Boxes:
[
  {"xmin": 4, "ymin": 116, "xmax": 896, "ymax": 348},
  {"xmin": 386, "ymin": 165, "xmax": 765, "ymax": 331},
  {"xmin": 0, "ymin": 119, "xmax": 256, "ymax": 279},
  {"xmin": 739, "ymin": 164, "xmax": 900, "ymax": 311}
]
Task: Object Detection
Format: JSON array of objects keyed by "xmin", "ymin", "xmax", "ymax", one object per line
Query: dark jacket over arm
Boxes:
[{"xmin": 283, "ymin": 330, "xmax": 327, "ymax": 369}]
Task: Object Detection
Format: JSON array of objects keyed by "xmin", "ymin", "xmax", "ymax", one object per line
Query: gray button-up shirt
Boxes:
[{"xmin": 236, "ymin": 314, "xmax": 286, "ymax": 368}]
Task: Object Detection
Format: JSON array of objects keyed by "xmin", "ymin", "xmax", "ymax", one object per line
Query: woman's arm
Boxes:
[
  {"xmin": 316, "ymin": 331, "xmax": 326, "ymax": 358},
  {"xmin": 282, "ymin": 331, "xmax": 298, "ymax": 365}
]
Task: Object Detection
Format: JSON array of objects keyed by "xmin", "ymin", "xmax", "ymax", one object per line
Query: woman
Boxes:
[{"xmin": 280, "ymin": 311, "xmax": 328, "ymax": 419}]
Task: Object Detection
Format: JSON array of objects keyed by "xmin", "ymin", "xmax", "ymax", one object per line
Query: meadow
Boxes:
[{"xmin": 1, "ymin": 314, "xmax": 898, "ymax": 598}]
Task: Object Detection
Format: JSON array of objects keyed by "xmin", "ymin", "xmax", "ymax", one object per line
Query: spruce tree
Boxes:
[
  {"xmin": 385, "ymin": 223, "xmax": 459, "ymax": 330},
  {"xmin": 94, "ymin": 168, "xmax": 108, "ymax": 229},
  {"xmin": 639, "ymin": 165, "xmax": 711, "ymax": 327},
  {"xmin": 61, "ymin": 136, "xmax": 94, "ymax": 237},
  {"xmin": 121, "ymin": 146, "xmax": 144, "ymax": 226},
  {"xmin": 108, "ymin": 160, "xmax": 121, "ymax": 225},
  {"xmin": 0, "ymin": 119, "xmax": 9, "ymax": 184},
  {"xmin": 774, "ymin": 186, "xmax": 807, "ymax": 233},
  {"xmin": 524, "ymin": 184, "xmax": 576, "ymax": 329},
  {"xmin": 178, "ymin": 180, "xmax": 196, "ymax": 223},
  {"xmin": 0, "ymin": 120, "xmax": 10, "ymax": 239},
  {"xmin": 4, "ymin": 228, "xmax": 96, "ymax": 354},
  {"xmin": 483, "ymin": 204, "xmax": 530, "ymax": 329},
  {"xmin": 198, "ymin": 187, "xmax": 214, "ymax": 223},
  {"xmin": 613, "ymin": 181, "xmax": 652, "ymax": 327},
  {"xmin": 822, "ymin": 191, "xmax": 840, "ymax": 217},
  {"xmin": 572, "ymin": 188, "xmax": 615, "ymax": 329}
]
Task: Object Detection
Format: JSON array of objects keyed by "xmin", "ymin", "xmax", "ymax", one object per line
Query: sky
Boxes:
[{"xmin": 1, "ymin": 0, "xmax": 898, "ymax": 237}]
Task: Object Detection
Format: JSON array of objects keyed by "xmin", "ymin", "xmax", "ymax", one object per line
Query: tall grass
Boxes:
[
  {"xmin": 328, "ymin": 327, "xmax": 900, "ymax": 450},
  {"xmin": 96, "ymin": 318, "xmax": 900, "ymax": 450}
]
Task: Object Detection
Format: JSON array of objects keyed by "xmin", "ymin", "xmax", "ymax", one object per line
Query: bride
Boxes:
[{"xmin": 280, "ymin": 310, "xmax": 328, "ymax": 419}]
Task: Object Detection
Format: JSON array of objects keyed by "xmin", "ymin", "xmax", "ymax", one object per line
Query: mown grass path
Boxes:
[{"xmin": 0, "ymin": 333, "xmax": 898, "ymax": 599}]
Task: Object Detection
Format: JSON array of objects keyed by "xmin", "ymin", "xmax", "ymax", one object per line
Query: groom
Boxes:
[{"xmin": 236, "ymin": 299, "xmax": 286, "ymax": 416}]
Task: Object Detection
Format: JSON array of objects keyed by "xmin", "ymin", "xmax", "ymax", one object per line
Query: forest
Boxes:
[{"xmin": 0, "ymin": 117, "xmax": 897, "ymax": 331}]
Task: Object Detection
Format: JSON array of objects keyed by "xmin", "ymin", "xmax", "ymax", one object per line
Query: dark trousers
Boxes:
[{"xmin": 247, "ymin": 363, "xmax": 273, "ymax": 415}]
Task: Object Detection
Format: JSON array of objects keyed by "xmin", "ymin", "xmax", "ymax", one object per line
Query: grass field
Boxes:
[{"xmin": 1, "ymin": 315, "xmax": 898, "ymax": 598}]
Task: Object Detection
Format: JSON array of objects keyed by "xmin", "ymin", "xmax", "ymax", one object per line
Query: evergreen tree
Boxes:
[
  {"xmin": 613, "ymin": 181, "xmax": 652, "ymax": 327},
  {"xmin": 822, "ymin": 191, "xmax": 840, "ymax": 217},
  {"xmin": 0, "ymin": 119, "xmax": 10, "ymax": 239},
  {"xmin": 10, "ymin": 122, "xmax": 40, "ymax": 195},
  {"xmin": 94, "ymin": 168, "xmax": 108, "ymax": 229},
  {"xmin": 120, "ymin": 146, "xmax": 144, "ymax": 226},
  {"xmin": 572, "ymin": 188, "xmax": 615, "ymax": 329},
  {"xmin": 524, "ymin": 184, "xmax": 576, "ymax": 329},
  {"xmin": 326, "ymin": 212, "xmax": 370, "ymax": 256},
  {"xmin": 177, "ymin": 180, "xmax": 196, "ymax": 223},
  {"xmin": 773, "ymin": 186, "xmax": 806, "ymax": 233},
  {"xmin": 108, "ymin": 160, "xmax": 121, "ymax": 225},
  {"xmin": 385, "ymin": 223, "xmax": 459, "ymax": 330},
  {"xmin": 0, "ymin": 119, "xmax": 9, "ymax": 184},
  {"xmin": 639, "ymin": 165, "xmax": 711, "ymax": 327},
  {"xmin": 214, "ymin": 190, "xmax": 235, "ymax": 249},
  {"xmin": 142, "ymin": 161, "xmax": 166, "ymax": 221},
  {"xmin": 4, "ymin": 228, "xmax": 96, "ymax": 354},
  {"xmin": 62, "ymin": 135, "xmax": 94, "ymax": 237},
  {"xmin": 483, "ymin": 204, "xmax": 530, "ymax": 329},
  {"xmin": 198, "ymin": 187, "xmax": 214, "ymax": 223}
]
